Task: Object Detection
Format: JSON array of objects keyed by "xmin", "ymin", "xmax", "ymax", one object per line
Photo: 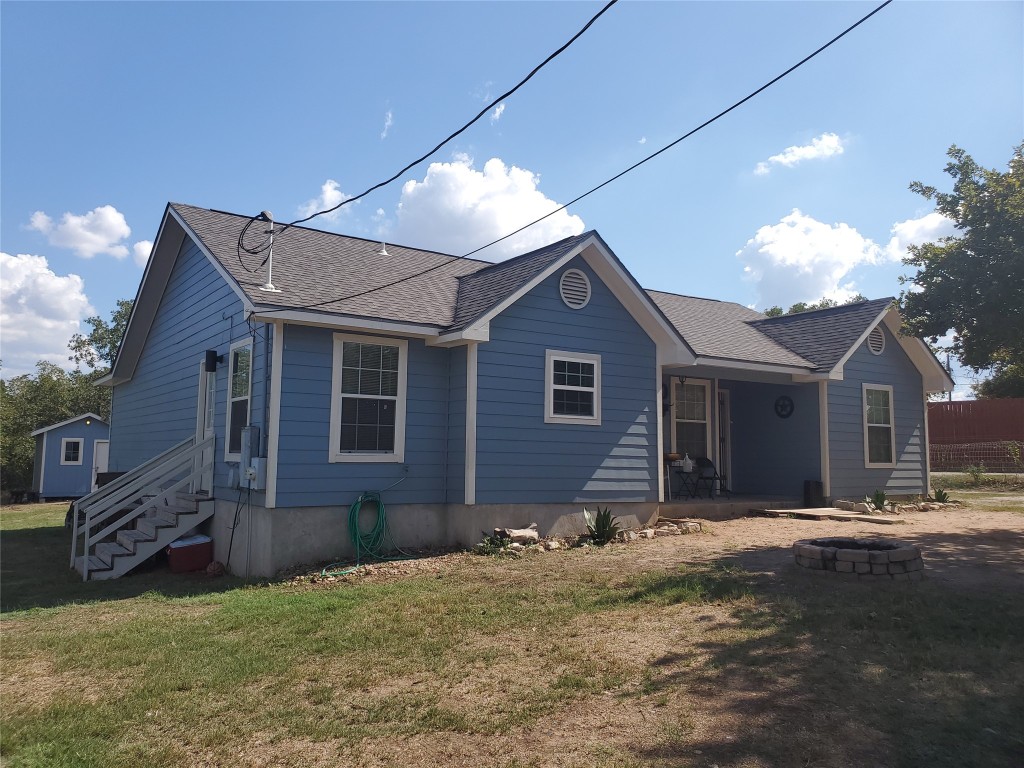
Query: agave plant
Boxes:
[
  {"xmin": 931, "ymin": 488, "xmax": 950, "ymax": 503},
  {"xmin": 584, "ymin": 506, "xmax": 621, "ymax": 546},
  {"xmin": 866, "ymin": 489, "xmax": 888, "ymax": 512}
]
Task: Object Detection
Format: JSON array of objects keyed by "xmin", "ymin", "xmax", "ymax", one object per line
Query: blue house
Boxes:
[
  {"xmin": 31, "ymin": 413, "xmax": 109, "ymax": 501},
  {"xmin": 71, "ymin": 203, "xmax": 952, "ymax": 579}
]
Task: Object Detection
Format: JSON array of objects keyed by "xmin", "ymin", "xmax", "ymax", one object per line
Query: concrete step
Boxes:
[{"xmin": 753, "ymin": 507, "xmax": 905, "ymax": 525}]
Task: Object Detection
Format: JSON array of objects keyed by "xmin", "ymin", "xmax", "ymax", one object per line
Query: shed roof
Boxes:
[{"xmin": 30, "ymin": 413, "xmax": 107, "ymax": 437}]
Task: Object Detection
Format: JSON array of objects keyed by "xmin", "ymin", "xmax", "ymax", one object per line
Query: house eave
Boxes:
[{"xmin": 250, "ymin": 308, "xmax": 444, "ymax": 339}]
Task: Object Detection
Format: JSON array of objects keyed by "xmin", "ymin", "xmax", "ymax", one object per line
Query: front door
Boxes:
[
  {"xmin": 195, "ymin": 364, "xmax": 216, "ymax": 494},
  {"xmin": 92, "ymin": 440, "xmax": 109, "ymax": 491}
]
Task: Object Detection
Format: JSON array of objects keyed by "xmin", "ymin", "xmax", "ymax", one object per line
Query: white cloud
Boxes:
[
  {"xmin": 132, "ymin": 240, "xmax": 153, "ymax": 267},
  {"xmin": 737, "ymin": 209, "xmax": 881, "ymax": 309},
  {"xmin": 380, "ymin": 110, "xmax": 393, "ymax": 140},
  {"xmin": 489, "ymin": 103, "xmax": 506, "ymax": 123},
  {"xmin": 27, "ymin": 204, "xmax": 132, "ymax": 259},
  {"xmin": 298, "ymin": 180, "xmax": 355, "ymax": 223},
  {"xmin": 754, "ymin": 132, "xmax": 845, "ymax": 175},
  {"xmin": 389, "ymin": 155, "xmax": 585, "ymax": 260},
  {"xmin": 0, "ymin": 252, "xmax": 94, "ymax": 377},
  {"xmin": 884, "ymin": 212, "xmax": 957, "ymax": 260},
  {"xmin": 638, "ymin": 136, "xmax": 647, "ymax": 145}
]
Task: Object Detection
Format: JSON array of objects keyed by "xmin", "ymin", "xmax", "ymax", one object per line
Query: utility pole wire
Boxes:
[
  {"xmin": 238, "ymin": 0, "xmax": 619, "ymax": 261},
  {"xmin": 259, "ymin": 0, "xmax": 892, "ymax": 314}
]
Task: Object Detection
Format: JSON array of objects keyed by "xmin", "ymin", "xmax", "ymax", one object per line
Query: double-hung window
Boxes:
[
  {"xmin": 225, "ymin": 339, "xmax": 253, "ymax": 461},
  {"xmin": 863, "ymin": 384, "xmax": 895, "ymax": 467},
  {"xmin": 545, "ymin": 350, "xmax": 601, "ymax": 425},
  {"xmin": 330, "ymin": 334, "xmax": 408, "ymax": 462},
  {"xmin": 674, "ymin": 379, "xmax": 710, "ymax": 459},
  {"xmin": 61, "ymin": 438, "xmax": 83, "ymax": 465}
]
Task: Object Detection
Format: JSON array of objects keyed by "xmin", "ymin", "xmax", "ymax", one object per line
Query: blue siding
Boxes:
[
  {"xmin": 724, "ymin": 380, "xmax": 820, "ymax": 496},
  {"xmin": 273, "ymin": 325, "xmax": 451, "ymax": 507},
  {"xmin": 38, "ymin": 420, "xmax": 110, "ymax": 497},
  {"xmin": 109, "ymin": 236, "xmax": 259, "ymax": 494},
  {"xmin": 828, "ymin": 325, "xmax": 926, "ymax": 498},
  {"xmin": 475, "ymin": 258, "xmax": 658, "ymax": 504}
]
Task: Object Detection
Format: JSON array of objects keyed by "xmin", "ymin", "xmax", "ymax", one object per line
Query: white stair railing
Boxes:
[{"xmin": 70, "ymin": 436, "xmax": 215, "ymax": 579}]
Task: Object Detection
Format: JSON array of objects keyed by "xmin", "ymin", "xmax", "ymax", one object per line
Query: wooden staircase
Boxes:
[{"xmin": 70, "ymin": 436, "xmax": 215, "ymax": 581}]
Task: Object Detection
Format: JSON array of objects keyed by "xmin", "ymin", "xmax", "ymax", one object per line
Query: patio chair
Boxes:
[{"xmin": 693, "ymin": 457, "xmax": 729, "ymax": 499}]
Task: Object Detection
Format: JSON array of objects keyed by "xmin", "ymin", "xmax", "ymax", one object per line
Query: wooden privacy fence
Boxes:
[{"xmin": 928, "ymin": 399, "xmax": 1024, "ymax": 472}]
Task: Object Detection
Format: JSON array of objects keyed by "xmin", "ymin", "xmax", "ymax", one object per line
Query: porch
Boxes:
[{"xmin": 661, "ymin": 363, "xmax": 827, "ymax": 504}]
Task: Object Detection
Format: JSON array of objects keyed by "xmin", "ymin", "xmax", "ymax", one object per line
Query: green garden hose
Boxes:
[{"xmin": 320, "ymin": 490, "xmax": 411, "ymax": 577}]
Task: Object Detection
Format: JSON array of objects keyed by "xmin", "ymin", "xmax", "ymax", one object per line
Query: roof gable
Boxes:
[
  {"xmin": 748, "ymin": 298, "xmax": 894, "ymax": 371},
  {"xmin": 31, "ymin": 413, "xmax": 107, "ymax": 437}
]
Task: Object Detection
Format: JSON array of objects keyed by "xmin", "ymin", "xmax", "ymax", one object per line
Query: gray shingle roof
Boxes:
[
  {"xmin": 172, "ymin": 203, "xmax": 490, "ymax": 328},
  {"xmin": 448, "ymin": 232, "xmax": 596, "ymax": 331},
  {"xmin": 646, "ymin": 291, "xmax": 816, "ymax": 369},
  {"xmin": 748, "ymin": 297, "xmax": 893, "ymax": 370},
  {"xmin": 169, "ymin": 204, "xmax": 894, "ymax": 373}
]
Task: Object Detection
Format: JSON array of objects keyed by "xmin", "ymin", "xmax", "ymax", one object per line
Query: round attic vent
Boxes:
[
  {"xmin": 559, "ymin": 269, "xmax": 591, "ymax": 309},
  {"xmin": 868, "ymin": 326, "xmax": 885, "ymax": 355}
]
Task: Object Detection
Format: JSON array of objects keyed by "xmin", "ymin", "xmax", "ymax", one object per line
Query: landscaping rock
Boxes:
[
  {"xmin": 639, "ymin": 529, "xmax": 655, "ymax": 540},
  {"xmin": 544, "ymin": 540, "xmax": 561, "ymax": 551},
  {"xmin": 496, "ymin": 524, "xmax": 540, "ymax": 544},
  {"xmin": 853, "ymin": 502, "xmax": 874, "ymax": 514},
  {"xmin": 835, "ymin": 500, "xmax": 856, "ymax": 511}
]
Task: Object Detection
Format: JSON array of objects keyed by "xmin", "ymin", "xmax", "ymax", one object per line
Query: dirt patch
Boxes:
[{"xmin": 2, "ymin": 654, "xmax": 132, "ymax": 713}]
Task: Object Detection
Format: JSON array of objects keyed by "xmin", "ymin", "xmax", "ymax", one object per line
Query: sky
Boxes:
[{"xmin": 2, "ymin": 1, "xmax": 1021, "ymax": 398}]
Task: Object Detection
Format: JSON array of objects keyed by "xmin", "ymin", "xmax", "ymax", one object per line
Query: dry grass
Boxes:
[{"xmin": 2, "ymin": 500, "xmax": 1023, "ymax": 767}]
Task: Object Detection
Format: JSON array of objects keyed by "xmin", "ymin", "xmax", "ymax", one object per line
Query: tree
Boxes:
[
  {"xmin": 68, "ymin": 298, "xmax": 134, "ymax": 369},
  {"xmin": 763, "ymin": 294, "xmax": 868, "ymax": 317},
  {"xmin": 900, "ymin": 144, "xmax": 1024, "ymax": 394}
]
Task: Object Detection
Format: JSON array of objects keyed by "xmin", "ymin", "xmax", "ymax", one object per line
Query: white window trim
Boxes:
[
  {"xmin": 544, "ymin": 349, "xmax": 601, "ymax": 426},
  {"xmin": 224, "ymin": 338, "xmax": 254, "ymax": 462},
  {"xmin": 60, "ymin": 437, "xmax": 84, "ymax": 466},
  {"xmin": 671, "ymin": 377, "xmax": 712, "ymax": 458},
  {"xmin": 862, "ymin": 383, "xmax": 896, "ymax": 469},
  {"xmin": 329, "ymin": 332, "xmax": 408, "ymax": 463}
]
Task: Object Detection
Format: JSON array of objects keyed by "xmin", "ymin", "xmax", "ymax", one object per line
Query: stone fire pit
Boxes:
[{"xmin": 793, "ymin": 537, "xmax": 924, "ymax": 580}]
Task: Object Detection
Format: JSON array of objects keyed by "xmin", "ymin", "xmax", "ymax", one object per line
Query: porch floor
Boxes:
[{"xmin": 658, "ymin": 494, "xmax": 800, "ymax": 522}]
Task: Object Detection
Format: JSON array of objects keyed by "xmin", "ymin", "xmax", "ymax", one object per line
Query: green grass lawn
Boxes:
[{"xmin": 2, "ymin": 501, "xmax": 1022, "ymax": 767}]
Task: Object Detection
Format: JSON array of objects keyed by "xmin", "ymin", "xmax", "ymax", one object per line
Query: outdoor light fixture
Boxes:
[{"xmin": 205, "ymin": 350, "xmax": 224, "ymax": 372}]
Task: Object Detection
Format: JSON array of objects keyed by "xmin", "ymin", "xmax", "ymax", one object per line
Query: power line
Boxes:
[
  {"xmin": 236, "ymin": 0, "xmax": 619, "ymax": 267},
  {"xmin": 256, "ymin": 0, "xmax": 893, "ymax": 316}
]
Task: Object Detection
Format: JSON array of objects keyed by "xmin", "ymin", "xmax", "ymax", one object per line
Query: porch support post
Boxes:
[
  {"xmin": 265, "ymin": 320, "xmax": 284, "ymax": 509},
  {"xmin": 922, "ymin": 383, "xmax": 932, "ymax": 496},
  {"xmin": 465, "ymin": 342, "xmax": 478, "ymax": 506},
  {"xmin": 656, "ymin": 357, "xmax": 665, "ymax": 503},
  {"xmin": 818, "ymin": 380, "xmax": 831, "ymax": 499}
]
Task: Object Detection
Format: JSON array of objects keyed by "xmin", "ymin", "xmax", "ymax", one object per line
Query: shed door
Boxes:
[{"xmin": 92, "ymin": 440, "xmax": 110, "ymax": 492}]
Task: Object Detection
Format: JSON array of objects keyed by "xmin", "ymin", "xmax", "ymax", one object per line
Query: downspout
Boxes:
[{"xmin": 441, "ymin": 347, "xmax": 450, "ymax": 504}]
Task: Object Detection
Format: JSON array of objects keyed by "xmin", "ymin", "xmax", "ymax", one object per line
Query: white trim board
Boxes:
[
  {"xmin": 265, "ymin": 321, "xmax": 284, "ymax": 508},
  {"xmin": 465, "ymin": 342, "xmax": 478, "ymax": 505}
]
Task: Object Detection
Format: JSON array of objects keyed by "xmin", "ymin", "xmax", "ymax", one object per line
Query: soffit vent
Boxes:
[
  {"xmin": 867, "ymin": 326, "xmax": 885, "ymax": 355},
  {"xmin": 559, "ymin": 268, "xmax": 591, "ymax": 309}
]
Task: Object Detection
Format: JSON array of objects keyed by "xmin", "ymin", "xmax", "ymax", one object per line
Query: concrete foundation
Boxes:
[{"xmin": 204, "ymin": 499, "xmax": 660, "ymax": 578}]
